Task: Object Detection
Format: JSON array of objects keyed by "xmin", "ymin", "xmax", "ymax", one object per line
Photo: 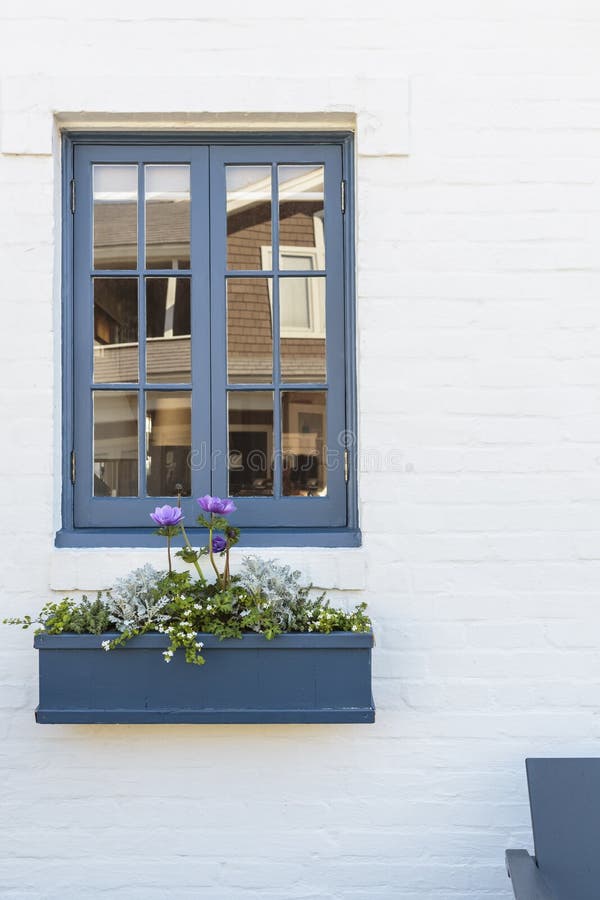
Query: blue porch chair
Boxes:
[{"xmin": 506, "ymin": 758, "xmax": 600, "ymax": 899}]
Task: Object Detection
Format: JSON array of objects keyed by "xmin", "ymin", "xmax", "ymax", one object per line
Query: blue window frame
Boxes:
[{"xmin": 59, "ymin": 133, "xmax": 358, "ymax": 547}]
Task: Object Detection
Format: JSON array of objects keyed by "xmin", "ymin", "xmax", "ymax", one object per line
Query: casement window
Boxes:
[{"xmin": 60, "ymin": 134, "xmax": 358, "ymax": 547}]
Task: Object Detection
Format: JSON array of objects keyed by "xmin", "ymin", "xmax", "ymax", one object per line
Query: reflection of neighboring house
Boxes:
[
  {"xmin": 226, "ymin": 166, "xmax": 327, "ymax": 494},
  {"xmin": 226, "ymin": 166, "xmax": 326, "ymax": 385},
  {"xmin": 93, "ymin": 336, "xmax": 192, "ymax": 384},
  {"xmin": 94, "ymin": 195, "xmax": 190, "ymax": 270}
]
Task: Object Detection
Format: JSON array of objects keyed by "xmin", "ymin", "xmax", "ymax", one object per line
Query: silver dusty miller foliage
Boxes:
[
  {"xmin": 107, "ymin": 564, "xmax": 170, "ymax": 632},
  {"xmin": 237, "ymin": 555, "xmax": 322, "ymax": 631}
]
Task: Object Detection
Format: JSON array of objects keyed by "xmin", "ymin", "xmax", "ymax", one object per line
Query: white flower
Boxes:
[
  {"xmin": 206, "ymin": 604, "xmax": 212, "ymax": 611},
  {"xmin": 101, "ymin": 640, "xmax": 111, "ymax": 651}
]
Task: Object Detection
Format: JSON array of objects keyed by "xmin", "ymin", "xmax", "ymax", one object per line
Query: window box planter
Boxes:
[{"xmin": 34, "ymin": 631, "xmax": 375, "ymax": 724}]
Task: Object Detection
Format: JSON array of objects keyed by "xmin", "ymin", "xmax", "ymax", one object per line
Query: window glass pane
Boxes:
[
  {"xmin": 93, "ymin": 278, "xmax": 138, "ymax": 383},
  {"xmin": 93, "ymin": 391, "xmax": 138, "ymax": 496},
  {"xmin": 93, "ymin": 165, "xmax": 138, "ymax": 270},
  {"xmin": 282, "ymin": 391, "xmax": 327, "ymax": 497},
  {"xmin": 227, "ymin": 278, "xmax": 273, "ymax": 384},
  {"xmin": 227, "ymin": 166, "xmax": 271, "ymax": 270},
  {"xmin": 279, "ymin": 165, "xmax": 325, "ymax": 270},
  {"xmin": 145, "ymin": 165, "xmax": 190, "ymax": 270},
  {"xmin": 280, "ymin": 277, "xmax": 326, "ymax": 383},
  {"xmin": 228, "ymin": 391, "xmax": 273, "ymax": 496},
  {"xmin": 145, "ymin": 391, "xmax": 191, "ymax": 497},
  {"xmin": 146, "ymin": 278, "xmax": 191, "ymax": 383}
]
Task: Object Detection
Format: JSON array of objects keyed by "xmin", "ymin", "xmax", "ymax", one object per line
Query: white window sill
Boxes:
[{"xmin": 49, "ymin": 546, "xmax": 367, "ymax": 593}]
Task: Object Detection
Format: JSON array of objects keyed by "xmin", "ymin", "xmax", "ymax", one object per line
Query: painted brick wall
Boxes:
[{"xmin": 2, "ymin": 1, "xmax": 600, "ymax": 897}]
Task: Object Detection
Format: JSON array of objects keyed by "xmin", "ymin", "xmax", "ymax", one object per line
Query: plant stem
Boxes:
[
  {"xmin": 207, "ymin": 518, "xmax": 222, "ymax": 586},
  {"xmin": 167, "ymin": 534, "xmax": 172, "ymax": 573},
  {"xmin": 180, "ymin": 524, "xmax": 206, "ymax": 584},
  {"xmin": 223, "ymin": 542, "xmax": 230, "ymax": 588}
]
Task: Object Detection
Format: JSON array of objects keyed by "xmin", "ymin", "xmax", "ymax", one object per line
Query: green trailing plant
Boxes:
[
  {"xmin": 304, "ymin": 601, "xmax": 371, "ymax": 634},
  {"xmin": 3, "ymin": 593, "xmax": 110, "ymax": 635},
  {"xmin": 3, "ymin": 496, "xmax": 372, "ymax": 666},
  {"xmin": 156, "ymin": 579, "xmax": 282, "ymax": 665},
  {"xmin": 64, "ymin": 594, "xmax": 112, "ymax": 634}
]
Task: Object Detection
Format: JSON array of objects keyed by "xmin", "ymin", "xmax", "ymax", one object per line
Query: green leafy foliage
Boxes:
[
  {"xmin": 62, "ymin": 594, "xmax": 111, "ymax": 634},
  {"xmin": 176, "ymin": 545, "xmax": 204, "ymax": 565},
  {"xmin": 3, "ymin": 594, "xmax": 111, "ymax": 635},
  {"xmin": 4, "ymin": 534, "xmax": 372, "ymax": 668},
  {"xmin": 151, "ymin": 572, "xmax": 283, "ymax": 664},
  {"xmin": 304, "ymin": 601, "xmax": 371, "ymax": 634}
]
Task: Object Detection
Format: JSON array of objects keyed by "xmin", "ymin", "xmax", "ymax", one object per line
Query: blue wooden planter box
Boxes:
[{"xmin": 34, "ymin": 631, "xmax": 375, "ymax": 724}]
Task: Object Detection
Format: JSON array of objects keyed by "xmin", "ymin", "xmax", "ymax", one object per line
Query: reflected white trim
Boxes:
[{"xmin": 262, "ymin": 244, "xmax": 326, "ymax": 339}]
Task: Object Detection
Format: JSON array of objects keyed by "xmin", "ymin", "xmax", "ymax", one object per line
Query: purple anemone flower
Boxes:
[
  {"xmin": 197, "ymin": 495, "xmax": 237, "ymax": 516},
  {"xmin": 150, "ymin": 505, "xmax": 184, "ymax": 527},
  {"xmin": 211, "ymin": 534, "xmax": 227, "ymax": 553}
]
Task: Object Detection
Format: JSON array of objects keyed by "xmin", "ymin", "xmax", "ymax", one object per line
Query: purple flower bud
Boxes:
[
  {"xmin": 211, "ymin": 534, "xmax": 227, "ymax": 553},
  {"xmin": 150, "ymin": 505, "xmax": 184, "ymax": 527},
  {"xmin": 197, "ymin": 495, "xmax": 237, "ymax": 516}
]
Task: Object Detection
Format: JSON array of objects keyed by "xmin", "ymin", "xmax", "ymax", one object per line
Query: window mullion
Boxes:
[
  {"xmin": 272, "ymin": 163, "xmax": 282, "ymax": 500},
  {"xmin": 191, "ymin": 147, "xmax": 212, "ymax": 500},
  {"xmin": 137, "ymin": 163, "xmax": 147, "ymax": 498}
]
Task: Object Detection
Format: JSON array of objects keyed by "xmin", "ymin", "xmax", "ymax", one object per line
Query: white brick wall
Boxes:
[{"xmin": 3, "ymin": 0, "xmax": 600, "ymax": 896}]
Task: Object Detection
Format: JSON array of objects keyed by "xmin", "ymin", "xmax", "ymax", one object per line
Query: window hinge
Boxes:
[
  {"xmin": 70, "ymin": 179, "xmax": 76, "ymax": 214},
  {"xmin": 344, "ymin": 448, "xmax": 349, "ymax": 483},
  {"xmin": 341, "ymin": 179, "xmax": 346, "ymax": 215},
  {"xmin": 70, "ymin": 449, "xmax": 76, "ymax": 484}
]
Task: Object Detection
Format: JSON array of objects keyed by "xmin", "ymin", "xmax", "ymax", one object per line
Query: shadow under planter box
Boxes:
[{"xmin": 34, "ymin": 631, "xmax": 375, "ymax": 724}]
